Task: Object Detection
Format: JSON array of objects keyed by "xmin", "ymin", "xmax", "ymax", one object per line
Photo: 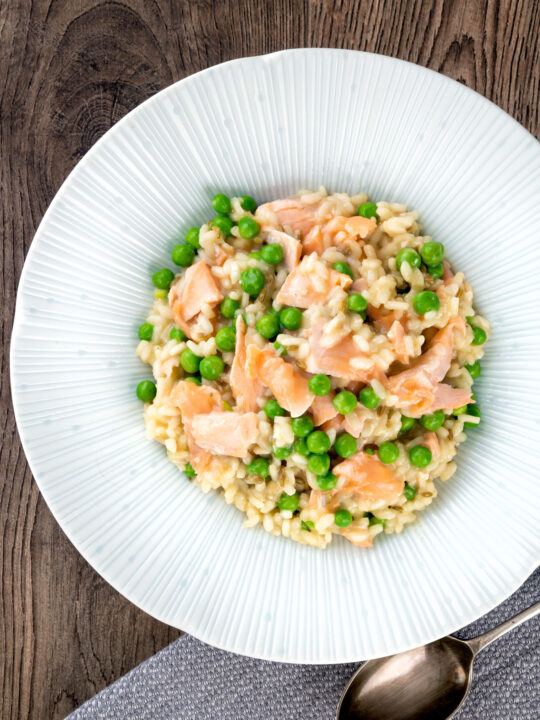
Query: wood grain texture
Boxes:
[{"xmin": 1, "ymin": 1, "xmax": 538, "ymax": 717}]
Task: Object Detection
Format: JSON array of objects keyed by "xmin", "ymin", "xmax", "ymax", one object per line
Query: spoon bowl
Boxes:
[
  {"xmin": 337, "ymin": 637, "xmax": 474, "ymax": 720},
  {"xmin": 336, "ymin": 598, "xmax": 539, "ymax": 720}
]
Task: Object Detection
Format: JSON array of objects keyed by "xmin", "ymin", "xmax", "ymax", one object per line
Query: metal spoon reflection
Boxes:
[{"xmin": 337, "ymin": 599, "xmax": 540, "ymax": 720}]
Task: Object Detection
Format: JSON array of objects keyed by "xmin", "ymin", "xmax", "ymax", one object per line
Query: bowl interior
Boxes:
[{"xmin": 11, "ymin": 49, "xmax": 540, "ymax": 662}]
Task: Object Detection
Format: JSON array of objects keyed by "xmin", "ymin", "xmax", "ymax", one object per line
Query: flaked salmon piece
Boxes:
[
  {"xmin": 341, "ymin": 526, "xmax": 373, "ymax": 547},
  {"xmin": 172, "ymin": 380, "xmax": 224, "ymax": 419},
  {"xmin": 168, "ymin": 261, "xmax": 223, "ymax": 337},
  {"xmin": 303, "ymin": 215, "xmax": 376, "ymax": 255},
  {"xmin": 311, "ymin": 394, "xmax": 339, "ymax": 426},
  {"xmin": 276, "ymin": 255, "xmax": 352, "ymax": 308},
  {"xmin": 388, "ymin": 316, "xmax": 467, "ymax": 416},
  {"xmin": 390, "ymin": 316, "xmax": 465, "ymax": 387},
  {"xmin": 333, "ymin": 451, "xmax": 404, "ymax": 504},
  {"xmin": 190, "ymin": 411, "xmax": 259, "ymax": 457},
  {"xmin": 321, "ymin": 415, "xmax": 343, "ymax": 434},
  {"xmin": 306, "ymin": 320, "xmax": 384, "ymax": 383},
  {"xmin": 262, "ymin": 226, "xmax": 301, "ymax": 271},
  {"xmin": 246, "ymin": 345, "xmax": 314, "ymax": 417},
  {"xmin": 431, "ymin": 383, "xmax": 472, "ymax": 412},
  {"xmin": 368, "ymin": 304, "xmax": 407, "ymax": 334},
  {"xmin": 230, "ymin": 316, "xmax": 262, "ymax": 412},
  {"xmin": 171, "ymin": 381, "xmax": 225, "ymax": 472},
  {"xmin": 388, "ymin": 319, "xmax": 410, "ymax": 364},
  {"xmin": 423, "ymin": 431, "xmax": 440, "ymax": 456},
  {"xmin": 255, "ymin": 198, "xmax": 322, "ymax": 238}
]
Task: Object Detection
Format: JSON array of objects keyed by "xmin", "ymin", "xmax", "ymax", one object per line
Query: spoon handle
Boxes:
[{"xmin": 467, "ymin": 599, "xmax": 540, "ymax": 656}]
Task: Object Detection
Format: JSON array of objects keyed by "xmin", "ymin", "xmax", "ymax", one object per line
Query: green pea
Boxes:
[
  {"xmin": 427, "ymin": 263, "xmax": 444, "ymax": 279},
  {"xmin": 220, "ymin": 297, "xmax": 240, "ymax": 318},
  {"xmin": 472, "ymin": 327, "xmax": 487, "ymax": 345},
  {"xmin": 464, "ymin": 404, "xmax": 481, "ymax": 429},
  {"xmin": 180, "ymin": 348, "xmax": 201, "ymax": 374},
  {"xmin": 333, "ymin": 261, "xmax": 354, "ymax": 279},
  {"xmin": 307, "ymin": 453, "xmax": 331, "ymax": 476},
  {"xmin": 293, "ymin": 438, "xmax": 309, "ymax": 456},
  {"xmin": 248, "ymin": 457, "xmax": 270, "ymax": 478},
  {"xmin": 184, "ymin": 376, "xmax": 201, "ymax": 385},
  {"xmin": 249, "ymin": 250, "xmax": 263, "ymax": 260},
  {"xmin": 396, "ymin": 247, "xmax": 421, "ymax": 271},
  {"xmin": 277, "ymin": 492, "xmax": 300, "ymax": 512},
  {"xmin": 453, "ymin": 405, "xmax": 468, "ymax": 415},
  {"xmin": 358, "ymin": 202, "xmax": 378, "ymax": 220},
  {"xmin": 403, "ymin": 483, "xmax": 417, "ymax": 501},
  {"xmin": 138, "ymin": 322, "xmax": 154, "ymax": 341},
  {"xmin": 199, "ymin": 355, "xmax": 225, "ymax": 380},
  {"xmin": 409, "ymin": 445, "xmax": 432, "ymax": 467},
  {"xmin": 420, "ymin": 241, "xmax": 445, "ymax": 266},
  {"xmin": 212, "ymin": 193, "xmax": 231, "ymax": 214},
  {"xmin": 256, "ymin": 314, "xmax": 280, "ymax": 339},
  {"xmin": 400, "ymin": 415, "xmax": 416, "ymax": 433},
  {"xmin": 152, "ymin": 268, "xmax": 175, "ymax": 290},
  {"xmin": 261, "ymin": 243, "xmax": 284, "ymax": 265},
  {"xmin": 369, "ymin": 515, "xmax": 386, "ymax": 528},
  {"xmin": 273, "ymin": 445, "xmax": 292, "ymax": 460},
  {"xmin": 211, "ymin": 215, "xmax": 234, "ymax": 237},
  {"xmin": 291, "ymin": 415, "xmax": 314, "ymax": 437},
  {"xmin": 466, "ymin": 360, "xmax": 481, "ymax": 379},
  {"xmin": 334, "ymin": 509, "xmax": 352, "ymax": 527},
  {"xmin": 240, "ymin": 267, "xmax": 265, "ymax": 297},
  {"xmin": 378, "ymin": 441, "xmax": 399, "ymax": 464},
  {"xmin": 279, "ymin": 307, "xmax": 303, "ymax": 330},
  {"xmin": 413, "ymin": 290, "xmax": 440, "ymax": 315},
  {"xmin": 334, "ymin": 432, "xmax": 357, "ymax": 458},
  {"xmin": 347, "ymin": 293, "xmax": 368, "ymax": 313},
  {"xmin": 264, "ymin": 398, "xmax": 286, "ymax": 419},
  {"xmin": 301, "ymin": 520, "xmax": 314, "ymax": 532},
  {"xmin": 273, "ymin": 340, "xmax": 287, "ymax": 356},
  {"xmin": 306, "ymin": 430, "xmax": 331, "ymax": 455},
  {"xmin": 169, "ymin": 327, "xmax": 186, "ymax": 342},
  {"xmin": 316, "ymin": 472, "xmax": 337, "ymax": 491},
  {"xmin": 420, "ymin": 409, "xmax": 445, "ymax": 431},
  {"xmin": 358, "ymin": 386, "xmax": 380, "ymax": 409},
  {"xmin": 364, "ymin": 447, "xmax": 375, "ymax": 455},
  {"xmin": 240, "ymin": 195, "xmax": 257, "ymax": 212},
  {"xmin": 333, "ymin": 390, "xmax": 357, "ymax": 415},
  {"xmin": 136, "ymin": 380, "xmax": 157, "ymax": 402},
  {"xmin": 171, "ymin": 243, "xmax": 195, "ymax": 267},
  {"xmin": 185, "ymin": 227, "xmax": 201, "ymax": 249},
  {"xmin": 308, "ymin": 374, "xmax": 331, "ymax": 396},
  {"xmin": 238, "ymin": 216, "xmax": 260, "ymax": 239},
  {"xmin": 215, "ymin": 326, "xmax": 236, "ymax": 351}
]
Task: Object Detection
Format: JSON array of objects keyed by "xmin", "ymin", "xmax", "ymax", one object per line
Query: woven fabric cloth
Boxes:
[{"xmin": 69, "ymin": 568, "xmax": 539, "ymax": 720}]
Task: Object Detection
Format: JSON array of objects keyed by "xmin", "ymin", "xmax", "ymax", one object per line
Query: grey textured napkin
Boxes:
[{"xmin": 69, "ymin": 568, "xmax": 539, "ymax": 720}]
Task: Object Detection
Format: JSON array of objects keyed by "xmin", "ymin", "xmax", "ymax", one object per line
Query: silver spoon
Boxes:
[{"xmin": 337, "ymin": 599, "xmax": 540, "ymax": 720}]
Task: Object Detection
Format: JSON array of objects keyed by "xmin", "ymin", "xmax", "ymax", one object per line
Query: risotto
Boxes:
[{"xmin": 135, "ymin": 188, "xmax": 489, "ymax": 548}]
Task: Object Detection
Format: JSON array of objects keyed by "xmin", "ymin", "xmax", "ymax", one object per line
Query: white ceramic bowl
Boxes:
[{"xmin": 11, "ymin": 49, "xmax": 540, "ymax": 663}]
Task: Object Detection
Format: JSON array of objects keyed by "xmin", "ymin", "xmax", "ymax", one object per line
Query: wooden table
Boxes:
[{"xmin": 1, "ymin": 1, "xmax": 538, "ymax": 717}]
